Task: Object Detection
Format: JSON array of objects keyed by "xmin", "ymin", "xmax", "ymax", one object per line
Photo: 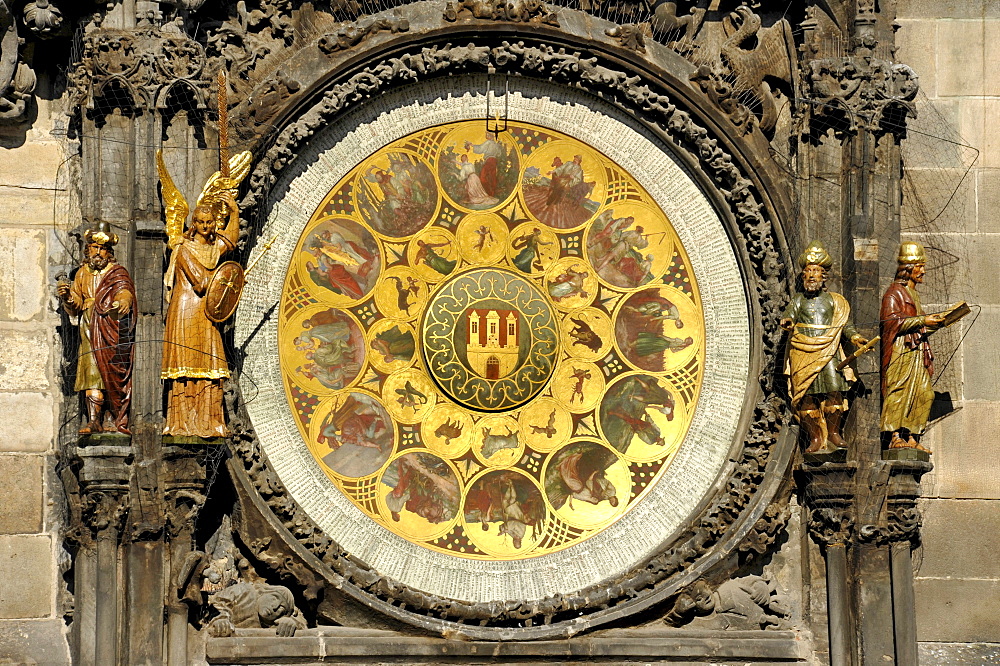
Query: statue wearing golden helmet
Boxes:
[
  {"xmin": 879, "ymin": 241, "xmax": 969, "ymax": 454},
  {"xmin": 781, "ymin": 241, "xmax": 868, "ymax": 454},
  {"xmin": 56, "ymin": 221, "xmax": 137, "ymax": 435}
]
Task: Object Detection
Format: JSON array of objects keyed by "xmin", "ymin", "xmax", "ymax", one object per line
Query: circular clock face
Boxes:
[
  {"xmin": 238, "ymin": 84, "xmax": 749, "ymax": 603},
  {"xmin": 275, "ymin": 119, "xmax": 705, "ymax": 561}
]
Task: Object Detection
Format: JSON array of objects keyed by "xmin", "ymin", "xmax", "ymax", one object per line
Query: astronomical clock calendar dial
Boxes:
[
  {"xmin": 276, "ymin": 120, "xmax": 704, "ymax": 560},
  {"xmin": 238, "ymin": 89, "xmax": 749, "ymax": 604}
]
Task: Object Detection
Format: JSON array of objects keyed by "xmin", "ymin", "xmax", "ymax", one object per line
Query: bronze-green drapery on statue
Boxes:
[{"xmin": 781, "ymin": 241, "xmax": 868, "ymax": 454}]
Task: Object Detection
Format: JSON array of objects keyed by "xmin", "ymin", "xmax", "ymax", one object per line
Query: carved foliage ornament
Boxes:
[
  {"xmin": 807, "ymin": 505, "xmax": 853, "ymax": 547},
  {"xmin": 71, "ymin": 29, "xmax": 210, "ymax": 113},
  {"xmin": 318, "ymin": 12, "xmax": 410, "ymax": 55},
  {"xmin": 806, "ymin": 57, "xmax": 919, "ymax": 135},
  {"xmin": 444, "ymin": 0, "xmax": 558, "ymax": 25},
  {"xmin": 228, "ymin": 38, "xmax": 789, "ymax": 634},
  {"xmin": 22, "ymin": 0, "xmax": 63, "ymax": 36}
]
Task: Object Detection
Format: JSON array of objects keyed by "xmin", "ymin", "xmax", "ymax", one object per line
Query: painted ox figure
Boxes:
[{"xmin": 481, "ymin": 425, "xmax": 519, "ymax": 459}]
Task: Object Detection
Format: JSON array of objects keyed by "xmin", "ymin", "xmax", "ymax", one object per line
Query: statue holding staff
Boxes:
[
  {"xmin": 157, "ymin": 150, "xmax": 252, "ymax": 438},
  {"xmin": 780, "ymin": 242, "xmax": 868, "ymax": 454},
  {"xmin": 57, "ymin": 222, "xmax": 137, "ymax": 435}
]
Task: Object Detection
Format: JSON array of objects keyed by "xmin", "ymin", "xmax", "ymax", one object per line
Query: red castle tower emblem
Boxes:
[{"xmin": 465, "ymin": 308, "xmax": 520, "ymax": 379}]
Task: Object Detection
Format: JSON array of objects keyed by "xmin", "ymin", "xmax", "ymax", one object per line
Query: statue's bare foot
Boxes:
[
  {"xmin": 79, "ymin": 421, "xmax": 102, "ymax": 435},
  {"xmin": 889, "ymin": 434, "xmax": 909, "ymax": 449},
  {"xmin": 827, "ymin": 434, "xmax": 846, "ymax": 449},
  {"xmin": 908, "ymin": 437, "xmax": 932, "ymax": 453}
]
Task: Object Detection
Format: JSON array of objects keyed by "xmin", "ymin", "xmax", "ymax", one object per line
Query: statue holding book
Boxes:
[{"xmin": 879, "ymin": 242, "xmax": 968, "ymax": 453}]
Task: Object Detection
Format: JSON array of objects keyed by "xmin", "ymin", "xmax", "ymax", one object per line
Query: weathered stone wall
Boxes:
[
  {"xmin": 896, "ymin": 1, "xmax": 1000, "ymax": 662},
  {"xmin": 0, "ymin": 75, "xmax": 73, "ymax": 663}
]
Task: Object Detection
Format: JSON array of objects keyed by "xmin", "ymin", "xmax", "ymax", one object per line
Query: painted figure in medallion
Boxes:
[
  {"xmin": 293, "ymin": 309, "xmax": 364, "ymax": 390},
  {"xmin": 544, "ymin": 441, "xmax": 619, "ymax": 511},
  {"xmin": 587, "ymin": 210, "xmax": 656, "ymax": 288},
  {"xmin": 387, "ymin": 274, "xmax": 422, "ymax": 316},
  {"xmin": 439, "ymin": 133, "xmax": 518, "ymax": 209},
  {"xmin": 414, "ymin": 238, "xmax": 457, "ymax": 277},
  {"xmin": 880, "ymin": 242, "xmax": 952, "ymax": 453},
  {"xmin": 511, "ymin": 227, "xmax": 553, "ymax": 273},
  {"xmin": 464, "ymin": 471, "xmax": 546, "ymax": 550},
  {"xmin": 566, "ymin": 314, "xmax": 605, "ymax": 355},
  {"xmin": 569, "ymin": 366, "xmax": 592, "ymax": 404},
  {"xmin": 599, "ymin": 376, "xmax": 676, "ymax": 454},
  {"xmin": 547, "ymin": 264, "xmax": 591, "ymax": 302},
  {"xmin": 473, "ymin": 224, "xmax": 494, "ymax": 253},
  {"xmin": 617, "ymin": 290, "xmax": 694, "ymax": 371},
  {"xmin": 358, "ymin": 153, "xmax": 437, "ymax": 236},
  {"xmin": 780, "ymin": 242, "xmax": 867, "ymax": 454},
  {"xmin": 302, "ymin": 220, "xmax": 380, "ymax": 299},
  {"xmin": 371, "ymin": 324, "xmax": 415, "ymax": 365},
  {"xmin": 319, "ymin": 393, "xmax": 394, "ymax": 477},
  {"xmin": 381, "ymin": 452, "xmax": 460, "ymax": 524},
  {"xmin": 157, "ymin": 150, "xmax": 252, "ymax": 438},
  {"xmin": 434, "ymin": 418, "xmax": 465, "ymax": 448},
  {"xmin": 522, "ymin": 154, "xmax": 599, "ymax": 228},
  {"xmin": 480, "ymin": 423, "xmax": 520, "ymax": 459},
  {"xmin": 57, "ymin": 222, "xmax": 137, "ymax": 434}
]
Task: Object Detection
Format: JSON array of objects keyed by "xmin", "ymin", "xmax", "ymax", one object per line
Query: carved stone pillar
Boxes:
[
  {"xmin": 162, "ymin": 445, "xmax": 209, "ymax": 666},
  {"xmin": 75, "ymin": 445, "xmax": 132, "ymax": 666},
  {"xmin": 801, "ymin": 462, "xmax": 856, "ymax": 666},
  {"xmin": 801, "ymin": 454, "xmax": 933, "ymax": 666},
  {"xmin": 879, "ymin": 461, "xmax": 932, "ymax": 666}
]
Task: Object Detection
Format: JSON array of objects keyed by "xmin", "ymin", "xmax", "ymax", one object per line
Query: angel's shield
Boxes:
[{"xmin": 205, "ymin": 261, "xmax": 246, "ymax": 323}]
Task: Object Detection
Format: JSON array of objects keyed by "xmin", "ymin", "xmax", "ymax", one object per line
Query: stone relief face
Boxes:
[{"xmin": 276, "ymin": 119, "xmax": 706, "ymax": 561}]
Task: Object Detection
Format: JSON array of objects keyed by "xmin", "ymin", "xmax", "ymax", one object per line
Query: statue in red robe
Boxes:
[{"xmin": 57, "ymin": 222, "xmax": 136, "ymax": 434}]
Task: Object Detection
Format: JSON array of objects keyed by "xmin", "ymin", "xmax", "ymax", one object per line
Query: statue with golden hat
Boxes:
[
  {"xmin": 879, "ymin": 242, "xmax": 953, "ymax": 453},
  {"xmin": 781, "ymin": 241, "xmax": 869, "ymax": 454},
  {"xmin": 56, "ymin": 221, "xmax": 137, "ymax": 435}
]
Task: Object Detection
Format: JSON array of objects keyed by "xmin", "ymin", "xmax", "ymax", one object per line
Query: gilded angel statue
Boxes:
[{"xmin": 157, "ymin": 149, "xmax": 252, "ymax": 438}]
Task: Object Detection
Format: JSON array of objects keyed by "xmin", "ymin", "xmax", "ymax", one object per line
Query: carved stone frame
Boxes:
[{"xmin": 225, "ymin": 28, "xmax": 793, "ymax": 640}]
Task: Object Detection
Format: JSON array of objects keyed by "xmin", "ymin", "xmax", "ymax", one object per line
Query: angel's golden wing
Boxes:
[
  {"xmin": 156, "ymin": 149, "xmax": 189, "ymax": 250},
  {"xmin": 196, "ymin": 150, "xmax": 253, "ymax": 209}
]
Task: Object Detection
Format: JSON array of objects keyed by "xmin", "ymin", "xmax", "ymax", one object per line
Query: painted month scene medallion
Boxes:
[{"xmin": 276, "ymin": 119, "xmax": 706, "ymax": 560}]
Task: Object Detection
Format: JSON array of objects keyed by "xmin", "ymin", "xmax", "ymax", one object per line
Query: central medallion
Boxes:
[{"xmin": 422, "ymin": 268, "xmax": 558, "ymax": 412}]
